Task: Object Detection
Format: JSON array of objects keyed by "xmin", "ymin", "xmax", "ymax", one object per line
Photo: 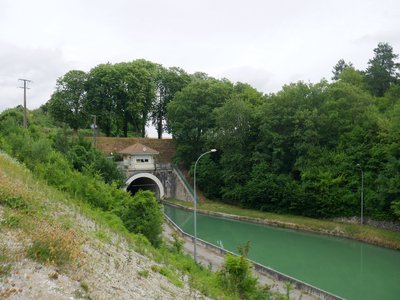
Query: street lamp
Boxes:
[
  {"xmin": 356, "ymin": 164, "xmax": 364, "ymax": 225},
  {"xmin": 193, "ymin": 149, "xmax": 217, "ymax": 262}
]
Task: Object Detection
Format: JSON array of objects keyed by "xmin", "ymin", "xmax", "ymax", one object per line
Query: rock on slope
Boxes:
[{"xmin": 0, "ymin": 207, "xmax": 203, "ymax": 300}]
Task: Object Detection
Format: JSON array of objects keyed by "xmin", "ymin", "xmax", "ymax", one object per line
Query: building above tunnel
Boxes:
[{"xmin": 118, "ymin": 142, "xmax": 159, "ymax": 171}]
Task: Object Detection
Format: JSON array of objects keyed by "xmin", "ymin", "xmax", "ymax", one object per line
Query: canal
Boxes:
[{"xmin": 164, "ymin": 204, "xmax": 400, "ymax": 300}]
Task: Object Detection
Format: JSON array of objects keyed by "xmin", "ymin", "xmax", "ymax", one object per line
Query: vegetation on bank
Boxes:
[
  {"xmin": 166, "ymin": 198, "xmax": 400, "ymax": 250},
  {"xmin": 169, "ymin": 43, "xmax": 400, "ymax": 221},
  {"xmin": 0, "ymin": 109, "xmax": 288, "ymax": 299}
]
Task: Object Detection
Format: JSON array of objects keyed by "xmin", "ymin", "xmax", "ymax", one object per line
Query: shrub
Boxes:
[
  {"xmin": 218, "ymin": 242, "xmax": 270, "ymax": 300},
  {"xmin": 120, "ymin": 190, "xmax": 163, "ymax": 247},
  {"xmin": 171, "ymin": 233, "xmax": 184, "ymax": 254}
]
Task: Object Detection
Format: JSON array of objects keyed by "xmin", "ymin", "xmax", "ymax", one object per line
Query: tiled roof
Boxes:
[{"xmin": 118, "ymin": 143, "xmax": 159, "ymax": 155}]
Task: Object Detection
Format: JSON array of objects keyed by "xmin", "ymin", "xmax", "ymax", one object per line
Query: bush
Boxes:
[
  {"xmin": 218, "ymin": 242, "xmax": 270, "ymax": 300},
  {"xmin": 120, "ymin": 190, "xmax": 163, "ymax": 247}
]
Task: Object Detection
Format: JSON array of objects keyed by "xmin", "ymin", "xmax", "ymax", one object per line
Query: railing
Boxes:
[
  {"xmin": 156, "ymin": 163, "xmax": 173, "ymax": 170},
  {"xmin": 172, "ymin": 164, "xmax": 195, "ymax": 198}
]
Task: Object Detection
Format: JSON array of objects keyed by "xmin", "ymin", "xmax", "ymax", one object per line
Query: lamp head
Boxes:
[{"xmin": 210, "ymin": 149, "xmax": 217, "ymax": 153}]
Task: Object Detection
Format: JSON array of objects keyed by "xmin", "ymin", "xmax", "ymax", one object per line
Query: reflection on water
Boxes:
[{"xmin": 164, "ymin": 204, "xmax": 400, "ymax": 300}]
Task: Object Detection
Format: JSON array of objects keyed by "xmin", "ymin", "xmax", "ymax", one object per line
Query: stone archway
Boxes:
[{"xmin": 125, "ymin": 173, "xmax": 165, "ymax": 199}]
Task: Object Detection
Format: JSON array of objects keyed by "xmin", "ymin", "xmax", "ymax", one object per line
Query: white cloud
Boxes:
[
  {"xmin": 0, "ymin": 43, "xmax": 74, "ymax": 111},
  {"xmin": 1, "ymin": 0, "xmax": 399, "ymax": 116},
  {"xmin": 219, "ymin": 66, "xmax": 273, "ymax": 93}
]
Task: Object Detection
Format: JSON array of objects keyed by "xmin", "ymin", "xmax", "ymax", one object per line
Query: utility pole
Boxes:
[
  {"xmin": 91, "ymin": 115, "xmax": 97, "ymax": 147},
  {"xmin": 18, "ymin": 78, "xmax": 31, "ymax": 128}
]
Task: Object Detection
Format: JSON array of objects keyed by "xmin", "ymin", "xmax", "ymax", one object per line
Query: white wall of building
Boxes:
[{"xmin": 123, "ymin": 154, "xmax": 155, "ymax": 171}]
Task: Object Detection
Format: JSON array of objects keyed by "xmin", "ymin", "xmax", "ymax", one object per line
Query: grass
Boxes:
[
  {"xmin": 0, "ymin": 152, "xmax": 82, "ymax": 267},
  {"xmin": 151, "ymin": 265, "xmax": 183, "ymax": 288},
  {"xmin": 94, "ymin": 230, "xmax": 111, "ymax": 243},
  {"xmin": 166, "ymin": 198, "xmax": 400, "ymax": 250},
  {"xmin": 0, "ymin": 246, "xmax": 12, "ymax": 278},
  {"xmin": 1, "ymin": 208, "xmax": 23, "ymax": 228},
  {"xmin": 137, "ymin": 269, "xmax": 150, "ymax": 278}
]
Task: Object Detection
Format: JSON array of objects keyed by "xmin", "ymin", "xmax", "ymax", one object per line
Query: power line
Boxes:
[{"xmin": 18, "ymin": 78, "xmax": 32, "ymax": 128}]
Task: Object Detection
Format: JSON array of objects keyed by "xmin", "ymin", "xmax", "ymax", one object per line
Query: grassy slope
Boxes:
[
  {"xmin": 167, "ymin": 198, "xmax": 400, "ymax": 250},
  {"xmin": 0, "ymin": 152, "xmax": 235, "ymax": 299}
]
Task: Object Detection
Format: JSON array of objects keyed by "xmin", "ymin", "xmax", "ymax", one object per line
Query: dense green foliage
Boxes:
[
  {"xmin": 120, "ymin": 190, "xmax": 164, "ymax": 247},
  {"xmin": 0, "ymin": 108, "xmax": 163, "ymax": 246},
  {"xmin": 46, "ymin": 60, "xmax": 192, "ymax": 138},
  {"xmin": 167, "ymin": 43, "xmax": 400, "ymax": 221},
  {"xmin": 47, "ymin": 70, "xmax": 88, "ymax": 131}
]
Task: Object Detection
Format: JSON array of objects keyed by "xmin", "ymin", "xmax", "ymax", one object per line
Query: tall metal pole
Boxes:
[
  {"xmin": 18, "ymin": 79, "xmax": 31, "ymax": 128},
  {"xmin": 193, "ymin": 149, "xmax": 217, "ymax": 262},
  {"xmin": 92, "ymin": 115, "xmax": 97, "ymax": 147},
  {"xmin": 361, "ymin": 168, "xmax": 364, "ymax": 225},
  {"xmin": 357, "ymin": 164, "xmax": 364, "ymax": 225}
]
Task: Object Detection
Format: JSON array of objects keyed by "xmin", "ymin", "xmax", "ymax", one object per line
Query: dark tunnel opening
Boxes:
[{"xmin": 127, "ymin": 177, "xmax": 160, "ymax": 199}]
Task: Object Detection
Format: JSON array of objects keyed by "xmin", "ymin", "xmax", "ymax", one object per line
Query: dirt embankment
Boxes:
[
  {"xmin": 94, "ymin": 137, "xmax": 176, "ymax": 164},
  {"xmin": 0, "ymin": 202, "xmax": 207, "ymax": 300}
]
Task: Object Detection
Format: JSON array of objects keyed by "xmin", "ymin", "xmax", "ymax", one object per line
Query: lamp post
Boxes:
[
  {"xmin": 193, "ymin": 149, "xmax": 217, "ymax": 262},
  {"xmin": 356, "ymin": 164, "xmax": 364, "ymax": 225}
]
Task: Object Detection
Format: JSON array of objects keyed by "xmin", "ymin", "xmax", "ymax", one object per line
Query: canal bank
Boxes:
[
  {"xmin": 164, "ymin": 214, "xmax": 339, "ymax": 300},
  {"xmin": 163, "ymin": 201, "xmax": 400, "ymax": 300},
  {"xmin": 164, "ymin": 199, "xmax": 400, "ymax": 250}
]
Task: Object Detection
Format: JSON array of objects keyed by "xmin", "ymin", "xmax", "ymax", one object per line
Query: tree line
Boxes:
[
  {"xmin": 45, "ymin": 59, "xmax": 192, "ymax": 138},
  {"xmin": 167, "ymin": 42, "xmax": 400, "ymax": 220},
  {"xmin": 45, "ymin": 42, "xmax": 400, "ymax": 220}
]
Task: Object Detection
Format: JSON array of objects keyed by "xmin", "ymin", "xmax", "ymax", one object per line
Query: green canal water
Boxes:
[{"xmin": 164, "ymin": 204, "xmax": 400, "ymax": 300}]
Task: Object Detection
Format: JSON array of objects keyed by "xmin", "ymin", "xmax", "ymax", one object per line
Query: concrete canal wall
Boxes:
[{"xmin": 163, "ymin": 209, "xmax": 344, "ymax": 300}]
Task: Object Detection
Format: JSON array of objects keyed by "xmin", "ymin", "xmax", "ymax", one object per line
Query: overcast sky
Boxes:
[{"xmin": 1, "ymin": 0, "xmax": 400, "ymax": 135}]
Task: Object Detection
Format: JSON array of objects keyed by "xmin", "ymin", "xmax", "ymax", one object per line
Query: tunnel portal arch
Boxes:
[{"xmin": 125, "ymin": 173, "xmax": 165, "ymax": 199}]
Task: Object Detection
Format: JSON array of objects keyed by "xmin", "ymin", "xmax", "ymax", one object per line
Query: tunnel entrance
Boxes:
[
  {"xmin": 127, "ymin": 177, "xmax": 160, "ymax": 198},
  {"xmin": 125, "ymin": 173, "xmax": 165, "ymax": 199}
]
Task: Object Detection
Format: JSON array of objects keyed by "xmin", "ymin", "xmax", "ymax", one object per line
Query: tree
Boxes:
[
  {"xmin": 112, "ymin": 60, "xmax": 157, "ymax": 137},
  {"xmin": 257, "ymin": 81, "xmax": 327, "ymax": 174},
  {"xmin": 332, "ymin": 59, "xmax": 354, "ymax": 81},
  {"xmin": 85, "ymin": 60, "xmax": 157, "ymax": 137},
  {"xmin": 128, "ymin": 59, "xmax": 158, "ymax": 137},
  {"xmin": 365, "ymin": 42, "xmax": 400, "ymax": 97},
  {"xmin": 212, "ymin": 85, "xmax": 262, "ymax": 202},
  {"xmin": 85, "ymin": 63, "xmax": 117, "ymax": 136},
  {"xmin": 48, "ymin": 70, "xmax": 88, "ymax": 132},
  {"xmin": 152, "ymin": 66, "xmax": 191, "ymax": 139},
  {"xmin": 167, "ymin": 78, "xmax": 233, "ymax": 165},
  {"xmin": 337, "ymin": 67, "xmax": 365, "ymax": 88}
]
